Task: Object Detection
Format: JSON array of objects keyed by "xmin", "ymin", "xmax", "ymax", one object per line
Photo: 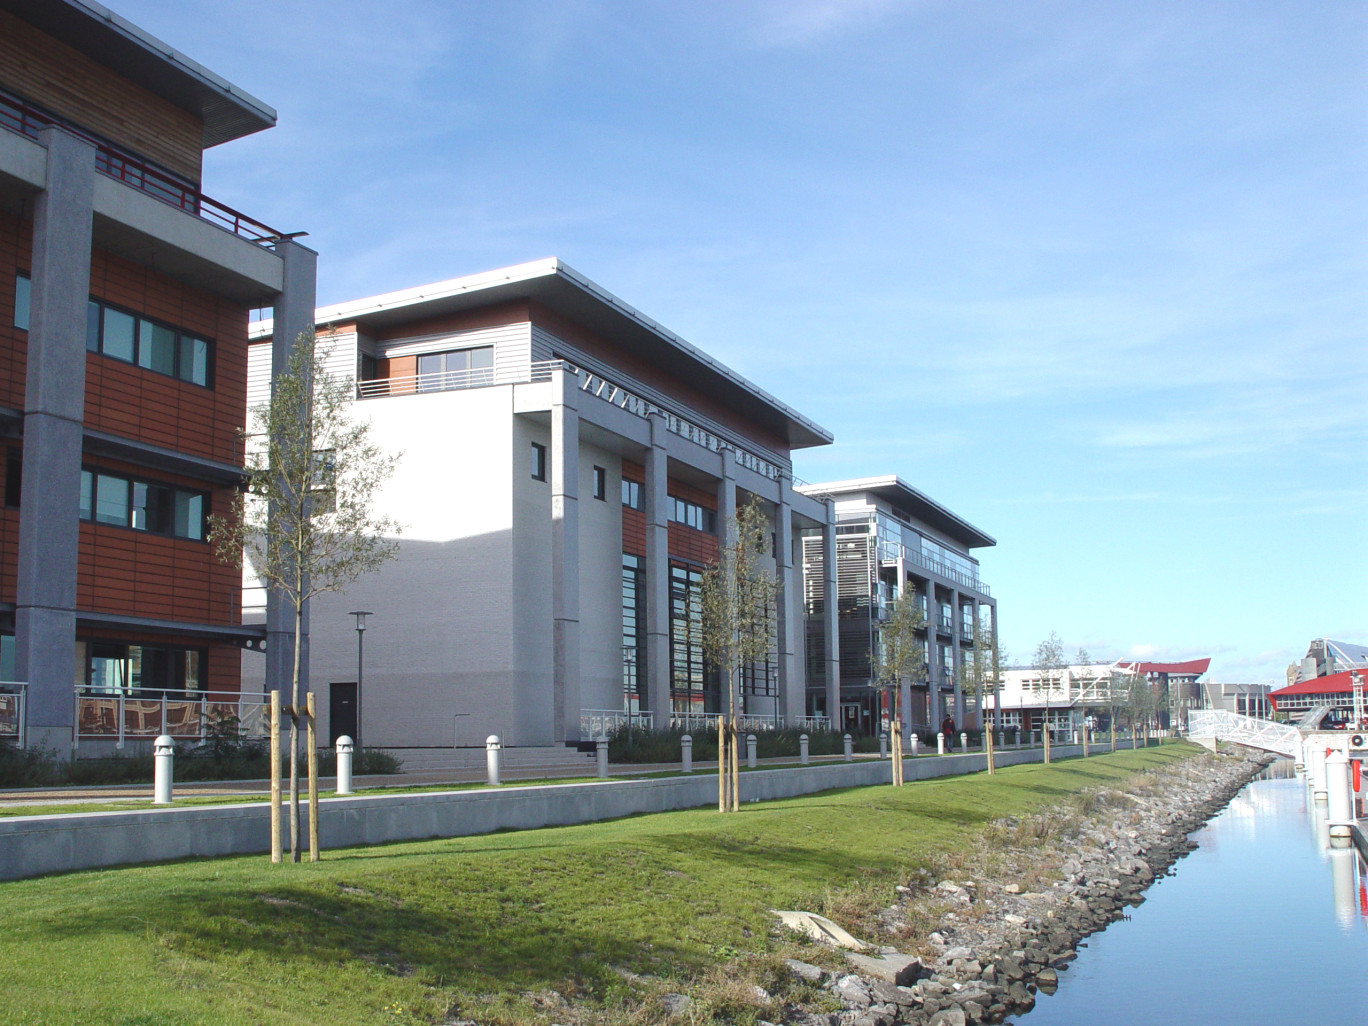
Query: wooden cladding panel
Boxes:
[
  {"xmin": 0, "ymin": 508, "xmax": 16, "ymax": 605},
  {"xmin": 619, "ymin": 459, "xmax": 720, "ymax": 564},
  {"xmin": 0, "ymin": 211, "xmax": 32, "ymax": 409},
  {"xmin": 622, "ymin": 507, "xmax": 645, "ymax": 558},
  {"xmin": 0, "ymin": 9, "xmax": 204, "ymax": 181},
  {"xmin": 669, "ymin": 522, "xmax": 718, "ymax": 566}
]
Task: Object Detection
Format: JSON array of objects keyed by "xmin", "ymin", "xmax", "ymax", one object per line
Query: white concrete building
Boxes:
[
  {"xmin": 244, "ymin": 259, "xmax": 838, "ymax": 750},
  {"xmin": 985, "ymin": 661, "xmax": 1129, "ymax": 734}
]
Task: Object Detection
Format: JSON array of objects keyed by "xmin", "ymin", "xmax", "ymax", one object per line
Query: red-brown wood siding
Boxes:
[
  {"xmin": 619, "ymin": 460, "xmax": 719, "ymax": 565},
  {"xmin": 0, "ymin": 8, "xmax": 204, "ymax": 182},
  {"xmin": 0, "ymin": 210, "xmax": 32, "ymax": 409}
]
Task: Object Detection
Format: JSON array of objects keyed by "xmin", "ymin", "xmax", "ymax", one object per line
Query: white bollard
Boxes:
[
  {"xmin": 1073, "ymin": 729, "xmax": 1080, "ymax": 744},
  {"xmin": 596, "ymin": 734, "xmax": 610, "ymax": 779},
  {"xmin": 799, "ymin": 733, "xmax": 810, "ymax": 765},
  {"xmin": 485, "ymin": 734, "xmax": 502, "ymax": 786},
  {"xmin": 937, "ymin": 732, "xmax": 945, "ymax": 755},
  {"xmin": 910, "ymin": 734, "xmax": 920, "ymax": 758},
  {"xmin": 843, "ymin": 733, "xmax": 854, "ymax": 762},
  {"xmin": 879, "ymin": 731, "xmax": 889, "ymax": 759},
  {"xmin": 1311, "ymin": 745, "xmax": 1329, "ymax": 803},
  {"xmin": 960, "ymin": 731, "xmax": 968, "ymax": 752},
  {"xmin": 1327, "ymin": 751, "xmax": 1353, "ymax": 847},
  {"xmin": 681, "ymin": 734, "xmax": 693, "ymax": 774},
  {"xmin": 153, "ymin": 734, "xmax": 174, "ymax": 805},
  {"xmin": 335, "ymin": 735, "xmax": 354, "ymax": 795},
  {"xmin": 746, "ymin": 733, "xmax": 758, "ymax": 769}
]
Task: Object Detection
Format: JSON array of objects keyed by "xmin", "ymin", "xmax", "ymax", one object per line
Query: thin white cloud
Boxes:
[{"xmin": 754, "ymin": 0, "xmax": 916, "ymax": 47}]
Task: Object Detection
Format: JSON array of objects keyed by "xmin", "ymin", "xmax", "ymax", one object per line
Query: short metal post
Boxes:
[
  {"xmin": 879, "ymin": 731, "xmax": 888, "ymax": 759},
  {"xmin": 843, "ymin": 733, "xmax": 853, "ymax": 762},
  {"xmin": 910, "ymin": 734, "xmax": 919, "ymax": 758},
  {"xmin": 681, "ymin": 733, "xmax": 693, "ymax": 773},
  {"xmin": 486, "ymin": 734, "xmax": 502, "ymax": 786},
  {"xmin": 746, "ymin": 733, "xmax": 757, "ymax": 769},
  {"xmin": 937, "ymin": 731, "xmax": 945, "ymax": 755},
  {"xmin": 799, "ymin": 732, "xmax": 810, "ymax": 765},
  {"xmin": 596, "ymin": 734, "xmax": 610, "ymax": 778},
  {"xmin": 335, "ymin": 735, "xmax": 354, "ymax": 795},
  {"xmin": 998, "ymin": 730, "xmax": 1005, "ymax": 748},
  {"xmin": 960, "ymin": 731, "xmax": 968, "ymax": 752},
  {"xmin": 153, "ymin": 734, "xmax": 174, "ymax": 804}
]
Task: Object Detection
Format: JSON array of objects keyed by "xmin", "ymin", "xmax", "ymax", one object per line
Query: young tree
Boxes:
[
  {"xmin": 961, "ymin": 620, "xmax": 1003, "ymax": 773},
  {"xmin": 700, "ymin": 496, "xmax": 778, "ymax": 813},
  {"xmin": 875, "ymin": 586, "xmax": 926, "ymax": 786},
  {"xmin": 210, "ymin": 332, "xmax": 400, "ymax": 862},
  {"xmin": 1128, "ymin": 672, "xmax": 1157, "ymax": 747},
  {"xmin": 1033, "ymin": 632, "xmax": 1065, "ymax": 764}
]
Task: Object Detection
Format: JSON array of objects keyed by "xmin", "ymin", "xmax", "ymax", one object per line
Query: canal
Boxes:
[{"xmin": 1020, "ymin": 761, "xmax": 1368, "ymax": 1025}]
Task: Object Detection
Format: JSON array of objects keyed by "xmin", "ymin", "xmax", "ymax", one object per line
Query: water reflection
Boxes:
[{"xmin": 1021, "ymin": 766, "xmax": 1368, "ymax": 1025}]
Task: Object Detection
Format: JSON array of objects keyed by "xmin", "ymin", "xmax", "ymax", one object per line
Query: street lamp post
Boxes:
[{"xmin": 348, "ymin": 611, "xmax": 372, "ymax": 750}]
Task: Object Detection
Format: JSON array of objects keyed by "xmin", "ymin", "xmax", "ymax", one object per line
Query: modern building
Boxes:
[
  {"xmin": 1290, "ymin": 639, "xmax": 1368, "ymax": 685},
  {"xmin": 243, "ymin": 259, "xmax": 837, "ymax": 750},
  {"xmin": 1270, "ymin": 669, "xmax": 1366, "ymax": 729},
  {"xmin": 794, "ymin": 476, "xmax": 995, "ymax": 736},
  {"xmin": 1198, "ymin": 680, "xmax": 1273, "ymax": 718},
  {"xmin": 0, "ymin": 0, "xmax": 314, "ymax": 753},
  {"xmin": 986, "ymin": 657, "xmax": 1210, "ymax": 733}
]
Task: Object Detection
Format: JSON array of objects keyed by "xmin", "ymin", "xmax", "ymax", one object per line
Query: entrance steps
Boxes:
[{"xmin": 379, "ymin": 745, "xmax": 595, "ymax": 774}]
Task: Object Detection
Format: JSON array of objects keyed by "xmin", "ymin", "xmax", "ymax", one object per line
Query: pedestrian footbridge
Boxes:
[{"xmin": 1187, "ymin": 709, "xmax": 1302, "ymax": 759}]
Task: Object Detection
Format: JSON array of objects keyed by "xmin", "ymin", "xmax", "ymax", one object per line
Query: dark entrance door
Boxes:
[{"xmin": 329, "ymin": 682, "xmax": 358, "ymax": 747}]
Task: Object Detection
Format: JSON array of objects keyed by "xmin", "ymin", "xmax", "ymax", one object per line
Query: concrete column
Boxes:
[
  {"xmin": 717, "ymin": 449, "xmax": 736, "ymax": 714},
  {"xmin": 266, "ymin": 240, "xmax": 318, "ymax": 702},
  {"xmin": 822, "ymin": 498, "xmax": 840, "ymax": 727},
  {"xmin": 775, "ymin": 476, "xmax": 802, "ymax": 725},
  {"xmin": 551, "ymin": 369, "xmax": 581, "ymax": 742},
  {"xmin": 643, "ymin": 415, "xmax": 671, "ymax": 722},
  {"xmin": 14, "ymin": 127, "xmax": 95, "ymax": 753}
]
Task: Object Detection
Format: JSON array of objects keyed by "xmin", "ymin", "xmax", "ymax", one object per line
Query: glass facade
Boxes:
[
  {"xmin": 621, "ymin": 554, "xmax": 644, "ymax": 712},
  {"xmin": 669, "ymin": 562, "xmax": 714, "ymax": 712}
]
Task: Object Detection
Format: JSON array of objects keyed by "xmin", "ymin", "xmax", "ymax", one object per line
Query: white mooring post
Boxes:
[
  {"xmin": 879, "ymin": 731, "xmax": 889, "ymax": 759},
  {"xmin": 1327, "ymin": 751, "xmax": 1353, "ymax": 847},
  {"xmin": 799, "ymin": 733, "xmax": 810, "ymax": 765},
  {"xmin": 910, "ymin": 734, "xmax": 920, "ymax": 758},
  {"xmin": 335, "ymin": 735, "xmax": 354, "ymax": 795},
  {"xmin": 596, "ymin": 734, "xmax": 610, "ymax": 778},
  {"xmin": 960, "ymin": 731, "xmax": 969, "ymax": 752},
  {"xmin": 153, "ymin": 734, "xmax": 174, "ymax": 805},
  {"xmin": 937, "ymin": 732, "xmax": 945, "ymax": 755},
  {"xmin": 680, "ymin": 734, "xmax": 693, "ymax": 773},
  {"xmin": 485, "ymin": 734, "xmax": 502, "ymax": 786},
  {"xmin": 843, "ymin": 733, "xmax": 854, "ymax": 762},
  {"xmin": 1311, "ymin": 745, "xmax": 1329, "ymax": 803},
  {"xmin": 746, "ymin": 733, "xmax": 758, "ymax": 769}
]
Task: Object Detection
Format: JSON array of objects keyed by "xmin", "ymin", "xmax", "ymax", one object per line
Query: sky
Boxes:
[{"xmin": 115, "ymin": 0, "xmax": 1366, "ymax": 684}]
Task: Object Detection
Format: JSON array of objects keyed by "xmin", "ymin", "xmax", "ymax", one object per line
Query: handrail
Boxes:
[
  {"xmin": 72, "ymin": 685, "xmax": 270, "ymax": 747},
  {"xmin": 0, "ymin": 91, "xmax": 284, "ymax": 246}
]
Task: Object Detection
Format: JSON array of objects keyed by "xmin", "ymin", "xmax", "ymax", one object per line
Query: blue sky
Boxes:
[{"xmin": 118, "ymin": 0, "xmax": 1366, "ymax": 683}]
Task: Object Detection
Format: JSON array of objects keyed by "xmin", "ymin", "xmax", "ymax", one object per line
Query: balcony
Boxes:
[
  {"xmin": 1, "ymin": 90, "xmax": 282, "ymax": 247},
  {"xmin": 359, "ymin": 358, "xmax": 788, "ymax": 481}
]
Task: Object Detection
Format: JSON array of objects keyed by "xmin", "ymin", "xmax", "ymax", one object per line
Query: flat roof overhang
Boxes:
[
  {"xmin": 801, "ymin": 475, "xmax": 996, "ymax": 550},
  {"xmin": 294, "ymin": 258, "xmax": 834, "ymax": 453},
  {"xmin": 1, "ymin": 0, "xmax": 276, "ymax": 147}
]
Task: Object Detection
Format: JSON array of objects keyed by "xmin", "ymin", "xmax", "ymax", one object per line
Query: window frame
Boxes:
[
  {"xmin": 530, "ymin": 441, "xmax": 547, "ymax": 482},
  {"xmin": 79, "ymin": 466, "xmax": 209, "ymax": 541},
  {"xmin": 593, "ymin": 465, "xmax": 607, "ymax": 501},
  {"xmin": 83, "ymin": 292, "xmax": 215, "ymax": 389}
]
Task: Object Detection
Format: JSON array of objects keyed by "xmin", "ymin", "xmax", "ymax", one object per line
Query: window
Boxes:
[
  {"xmin": 621, "ymin": 479, "xmax": 642, "ymax": 510},
  {"xmin": 669, "ymin": 496, "xmax": 716, "ymax": 533},
  {"xmin": 84, "ymin": 297, "xmax": 213, "ymax": 387},
  {"xmin": 79, "ymin": 468, "xmax": 207, "ymax": 540},
  {"xmin": 670, "ymin": 562, "xmax": 714, "ymax": 712},
  {"xmin": 13, "ymin": 273, "xmax": 30, "ymax": 330},
  {"xmin": 530, "ymin": 442, "xmax": 547, "ymax": 482},
  {"xmin": 622, "ymin": 554, "xmax": 644, "ymax": 712},
  {"xmin": 593, "ymin": 466, "xmax": 607, "ymax": 501},
  {"xmin": 416, "ymin": 346, "xmax": 494, "ymax": 391},
  {"xmin": 80, "ymin": 640, "xmax": 205, "ymax": 698}
]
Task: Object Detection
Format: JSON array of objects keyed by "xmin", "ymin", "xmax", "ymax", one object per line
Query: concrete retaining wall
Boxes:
[{"xmin": 0, "ymin": 743, "xmax": 1090, "ymax": 882}]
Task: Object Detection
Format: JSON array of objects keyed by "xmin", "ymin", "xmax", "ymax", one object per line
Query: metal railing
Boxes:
[
  {"xmin": 1186, "ymin": 709, "xmax": 1302, "ymax": 759},
  {"xmin": 580, "ymin": 708, "xmax": 654, "ymax": 737},
  {"xmin": 73, "ymin": 687, "xmax": 269, "ymax": 749},
  {"xmin": 0, "ymin": 682, "xmax": 26, "ymax": 749},
  {"xmin": 0, "ymin": 91, "xmax": 284, "ymax": 246}
]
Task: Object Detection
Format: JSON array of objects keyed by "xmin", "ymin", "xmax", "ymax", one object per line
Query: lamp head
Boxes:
[{"xmin": 349, "ymin": 610, "xmax": 373, "ymax": 632}]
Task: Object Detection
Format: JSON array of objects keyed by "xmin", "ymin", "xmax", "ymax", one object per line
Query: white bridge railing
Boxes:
[{"xmin": 1188, "ymin": 709, "xmax": 1301, "ymax": 759}]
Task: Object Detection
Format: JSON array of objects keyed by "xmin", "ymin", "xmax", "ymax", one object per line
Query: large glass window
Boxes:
[
  {"xmin": 81, "ymin": 641, "xmax": 204, "ymax": 698},
  {"xmin": 85, "ymin": 298, "xmax": 213, "ymax": 387},
  {"xmin": 622, "ymin": 554, "xmax": 644, "ymax": 713},
  {"xmin": 669, "ymin": 562, "xmax": 714, "ymax": 712},
  {"xmin": 416, "ymin": 346, "xmax": 494, "ymax": 390},
  {"xmin": 669, "ymin": 496, "xmax": 716, "ymax": 533},
  {"xmin": 80, "ymin": 468, "xmax": 207, "ymax": 540}
]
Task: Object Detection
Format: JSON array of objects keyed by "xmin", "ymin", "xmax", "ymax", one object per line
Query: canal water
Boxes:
[{"xmin": 1020, "ymin": 762, "xmax": 1368, "ymax": 1025}]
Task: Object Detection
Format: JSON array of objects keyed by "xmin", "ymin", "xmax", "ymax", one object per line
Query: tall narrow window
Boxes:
[
  {"xmin": 530, "ymin": 442, "xmax": 547, "ymax": 481},
  {"xmin": 622, "ymin": 554, "xmax": 644, "ymax": 712},
  {"xmin": 621, "ymin": 479, "xmax": 642, "ymax": 510},
  {"xmin": 593, "ymin": 466, "xmax": 607, "ymax": 501},
  {"xmin": 13, "ymin": 274, "xmax": 29, "ymax": 330}
]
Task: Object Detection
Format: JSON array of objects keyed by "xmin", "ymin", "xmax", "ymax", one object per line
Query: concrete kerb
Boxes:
[{"xmin": 0, "ymin": 744, "xmax": 1089, "ymax": 882}]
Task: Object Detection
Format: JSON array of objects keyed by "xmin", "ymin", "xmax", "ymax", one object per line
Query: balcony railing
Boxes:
[
  {"xmin": 580, "ymin": 708, "xmax": 654, "ymax": 737},
  {"xmin": 0, "ymin": 91, "xmax": 284, "ymax": 246},
  {"xmin": 358, "ymin": 358, "xmax": 787, "ymax": 481},
  {"xmin": 0, "ymin": 682, "xmax": 26, "ymax": 748},
  {"xmin": 73, "ymin": 687, "xmax": 269, "ymax": 748}
]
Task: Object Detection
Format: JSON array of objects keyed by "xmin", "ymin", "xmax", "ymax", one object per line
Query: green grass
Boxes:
[{"xmin": 0, "ymin": 743, "xmax": 1202, "ymax": 1026}]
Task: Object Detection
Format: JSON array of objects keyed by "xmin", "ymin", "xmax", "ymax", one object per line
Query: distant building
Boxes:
[
  {"xmin": 794, "ymin": 476, "xmax": 995, "ymax": 736},
  {"xmin": 1291, "ymin": 639, "xmax": 1368, "ymax": 684},
  {"xmin": 1198, "ymin": 680, "xmax": 1272, "ymax": 718},
  {"xmin": 1269, "ymin": 669, "xmax": 1366, "ymax": 729},
  {"xmin": 1115, "ymin": 659, "xmax": 1211, "ymax": 724}
]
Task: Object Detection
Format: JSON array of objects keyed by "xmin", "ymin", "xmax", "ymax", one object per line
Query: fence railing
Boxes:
[
  {"xmin": 580, "ymin": 708, "xmax": 655, "ymax": 737},
  {"xmin": 0, "ymin": 682, "xmax": 26, "ymax": 748},
  {"xmin": 73, "ymin": 687, "xmax": 269, "ymax": 748},
  {"xmin": 0, "ymin": 90, "xmax": 283, "ymax": 246}
]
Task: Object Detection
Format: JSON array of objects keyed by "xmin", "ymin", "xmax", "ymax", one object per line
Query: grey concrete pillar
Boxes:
[
  {"xmin": 775, "ymin": 477, "xmax": 802, "ymax": 725},
  {"xmin": 551, "ymin": 369, "xmax": 581, "ymax": 742},
  {"xmin": 643, "ymin": 414, "xmax": 671, "ymax": 723},
  {"xmin": 14, "ymin": 127, "xmax": 96, "ymax": 754},
  {"xmin": 265, "ymin": 241, "xmax": 318, "ymax": 702},
  {"xmin": 717, "ymin": 449, "xmax": 737, "ymax": 715},
  {"xmin": 822, "ymin": 498, "xmax": 840, "ymax": 727}
]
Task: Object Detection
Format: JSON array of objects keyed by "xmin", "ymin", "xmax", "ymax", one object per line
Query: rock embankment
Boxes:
[{"xmin": 788, "ymin": 749, "xmax": 1270, "ymax": 1026}]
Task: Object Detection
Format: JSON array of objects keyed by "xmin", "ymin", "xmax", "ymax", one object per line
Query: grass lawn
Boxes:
[{"xmin": 0, "ymin": 743, "xmax": 1201, "ymax": 1026}]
